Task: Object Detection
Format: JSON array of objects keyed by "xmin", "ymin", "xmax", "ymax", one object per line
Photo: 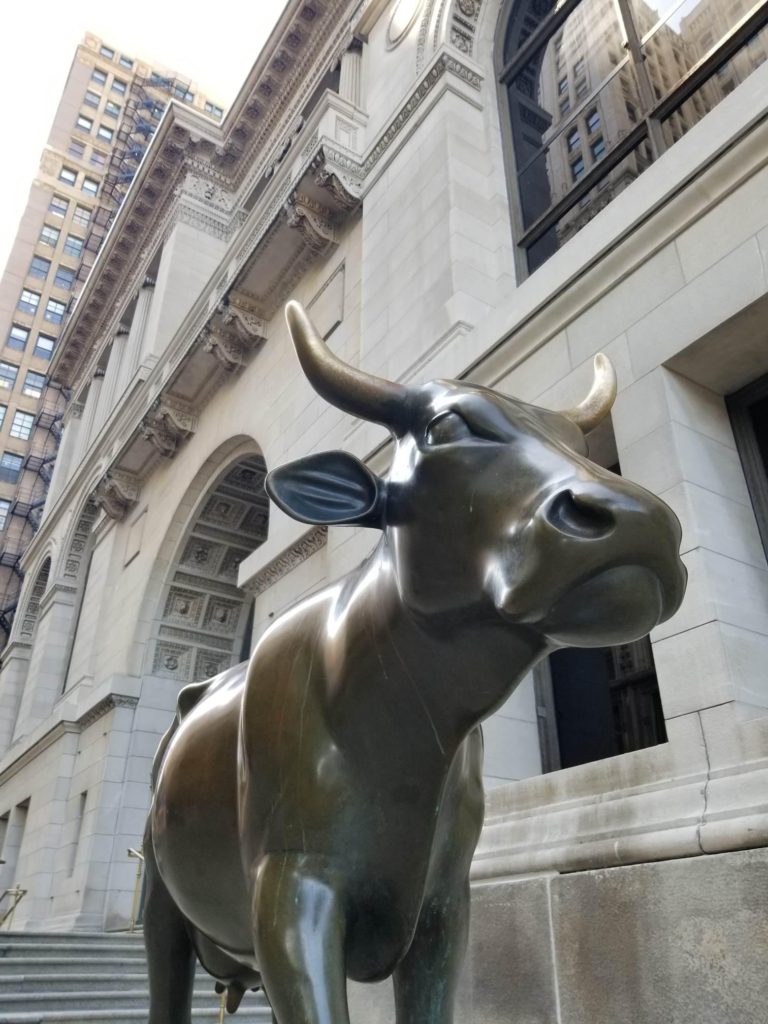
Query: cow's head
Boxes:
[{"xmin": 267, "ymin": 302, "xmax": 686, "ymax": 648}]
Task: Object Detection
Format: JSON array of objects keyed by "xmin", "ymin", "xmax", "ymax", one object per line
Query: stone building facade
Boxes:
[{"xmin": 1, "ymin": 0, "xmax": 767, "ymax": 1020}]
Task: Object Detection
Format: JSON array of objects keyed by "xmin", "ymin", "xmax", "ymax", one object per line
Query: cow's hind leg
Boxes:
[
  {"xmin": 143, "ymin": 831, "xmax": 197, "ymax": 1024},
  {"xmin": 252, "ymin": 853, "xmax": 349, "ymax": 1024}
]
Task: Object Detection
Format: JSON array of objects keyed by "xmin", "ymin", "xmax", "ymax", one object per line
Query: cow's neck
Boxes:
[{"xmin": 327, "ymin": 541, "xmax": 546, "ymax": 771}]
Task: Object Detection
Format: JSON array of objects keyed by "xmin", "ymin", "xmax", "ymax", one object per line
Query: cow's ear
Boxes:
[{"xmin": 266, "ymin": 451, "xmax": 385, "ymax": 528}]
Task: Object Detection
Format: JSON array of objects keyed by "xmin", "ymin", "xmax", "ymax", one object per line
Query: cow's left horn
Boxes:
[
  {"xmin": 285, "ymin": 301, "xmax": 410, "ymax": 432},
  {"xmin": 559, "ymin": 353, "xmax": 617, "ymax": 433}
]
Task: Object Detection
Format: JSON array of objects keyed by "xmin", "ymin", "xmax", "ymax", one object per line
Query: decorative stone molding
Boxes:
[
  {"xmin": 140, "ymin": 397, "xmax": 198, "ymax": 458},
  {"xmin": 77, "ymin": 693, "xmax": 139, "ymax": 731},
  {"xmin": 245, "ymin": 526, "xmax": 328, "ymax": 597},
  {"xmin": 285, "ymin": 192, "xmax": 337, "ymax": 253},
  {"xmin": 93, "ymin": 470, "xmax": 140, "ymax": 521},
  {"xmin": 218, "ymin": 297, "xmax": 268, "ymax": 344},
  {"xmin": 312, "ymin": 151, "xmax": 362, "ymax": 211},
  {"xmin": 449, "ymin": 0, "xmax": 484, "ymax": 55}
]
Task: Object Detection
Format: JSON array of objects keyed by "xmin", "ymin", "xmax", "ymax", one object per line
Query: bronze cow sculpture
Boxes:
[{"xmin": 144, "ymin": 300, "xmax": 687, "ymax": 1024}]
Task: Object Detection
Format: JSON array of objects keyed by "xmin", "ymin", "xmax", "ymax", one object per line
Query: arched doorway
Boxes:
[{"xmin": 150, "ymin": 453, "xmax": 269, "ymax": 687}]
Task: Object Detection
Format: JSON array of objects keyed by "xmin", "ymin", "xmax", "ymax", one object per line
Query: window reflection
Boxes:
[{"xmin": 500, "ymin": 0, "xmax": 768, "ymax": 272}]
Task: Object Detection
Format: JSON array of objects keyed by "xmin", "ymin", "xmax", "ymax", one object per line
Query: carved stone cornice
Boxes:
[
  {"xmin": 140, "ymin": 397, "xmax": 198, "ymax": 458},
  {"xmin": 218, "ymin": 297, "xmax": 268, "ymax": 344},
  {"xmin": 92, "ymin": 470, "xmax": 140, "ymax": 521},
  {"xmin": 77, "ymin": 693, "xmax": 139, "ymax": 731},
  {"xmin": 312, "ymin": 150, "xmax": 363, "ymax": 211},
  {"xmin": 198, "ymin": 296, "xmax": 269, "ymax": 373},
  {"xmin": 285, "ymin": 192, "xmax": 337, "ymax": 253}
]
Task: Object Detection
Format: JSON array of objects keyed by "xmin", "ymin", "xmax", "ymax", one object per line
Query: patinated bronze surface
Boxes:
[{"xmin": 144, "ymin": 301, "xmax": 687, "ymax": 1024}]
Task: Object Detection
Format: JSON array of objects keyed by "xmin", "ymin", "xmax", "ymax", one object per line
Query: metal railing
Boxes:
[
  {"xmin": 0, "ymin": 886, "xmax": 27, "ymax": 929},
  {"xmin": 127, "ymin": 847, "xmax": 144, "ymax": 933}
]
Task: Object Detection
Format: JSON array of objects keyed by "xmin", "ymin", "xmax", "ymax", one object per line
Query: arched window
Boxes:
[{"xmin": 497, "ymin": 0, "xmax": 768, "ymax": 273}]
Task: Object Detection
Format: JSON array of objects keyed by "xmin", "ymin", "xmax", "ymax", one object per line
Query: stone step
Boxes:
[
  {"xmin": 0, "ymin": 957, "xmax": 143, "ymax": 976},
  {"xmin": 0, "ymin": 1010, "xmax": 272, "ymax": 1024},
  {"xmin": 0, "ymin": 988, "xmax": 269, "ymax": 1015},
  {"xmin": 0, "ymin": 932, "xmax": 143, "ymax": 946},
  {"xmin": 0, "ymin": 973, "xmax": 244, "ymax": 994},
  {"xmin": 0, "ymin": 941, "xmax": 146, "ymax": 960}
]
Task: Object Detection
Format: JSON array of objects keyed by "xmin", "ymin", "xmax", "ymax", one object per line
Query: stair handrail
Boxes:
[
  {"xmin": 127, "ymin": 846, "xmax": 144, "ymax": 933},
  {"xmin": 0, "ymin": 885, "xmax": 27, "ymax": 929}
]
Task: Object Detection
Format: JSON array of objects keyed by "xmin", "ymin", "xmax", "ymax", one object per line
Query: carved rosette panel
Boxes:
[
  {"xmin": 285, "ymin": 192, "xmax": 337, "ymax": 253},
  {"xmin": 93, "ymin": 471, "xmax": 140, "ymax": 521},
  {"xmin": 450, "ymin": 0, "xmax": 483, "ymax": 55},
  {"xmin": 141, "ymin": 397, "xmax": 198, "ymax": 458}
]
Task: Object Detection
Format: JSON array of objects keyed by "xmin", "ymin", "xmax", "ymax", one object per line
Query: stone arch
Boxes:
[
  {"xmin": 17, "ymin": 557, "xmax": 52, "ymax": 643},
  {"xmin": 142, "ymin": 439, "xmax": 269, "ymax": 689}
]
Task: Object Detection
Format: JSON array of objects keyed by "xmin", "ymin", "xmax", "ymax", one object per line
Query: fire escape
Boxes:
[
  {"xmin": 0, "ymin": 382, "xmax": 69, "ymax": 640},
  {"xmin": 77, "ymin": 72, "xmax": 195, "ymax": 284}
]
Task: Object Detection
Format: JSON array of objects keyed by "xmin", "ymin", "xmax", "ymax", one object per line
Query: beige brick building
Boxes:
[
  {"xmin": 0, "ymin": 33, "xmax": 223, "ymax": 644},
  {"xmin": 1, "ymin": 0, "xmax": 767, "ymax": 1019}
]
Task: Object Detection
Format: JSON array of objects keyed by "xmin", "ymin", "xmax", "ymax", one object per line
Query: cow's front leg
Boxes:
[
  {"xmin": 392, "ymin": 882, "xmax": 470, "ymax": 1024},
  {"xmin": 252, "ymin": 854, "xmax": 349, "ymax": 1024}
]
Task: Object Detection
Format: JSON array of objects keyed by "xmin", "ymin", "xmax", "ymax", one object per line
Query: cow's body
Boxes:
[{"xmin": 144, "ymin": 302, "xmax": 686, "ymax": 1024}]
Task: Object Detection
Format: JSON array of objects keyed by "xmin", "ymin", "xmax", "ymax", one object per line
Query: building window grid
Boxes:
[
  {"xmin": 58, "ymin": 167, "xmax": 77, "ymax": 186},
  {"xmin": 76, "ymin": 115, "xmax": 93, "ymax": 133},
  {"xmin": 0, "ymin": 499, "xmax": 10, "ymax": 531},
  {"xmin": 0, "ymin": 364, "xmax": 19, "ymax": 390},
  {"xmin": 83, "ymin": 90, "xmax": 101, "ymax": 108},
  {"xmin": 0, "ymin": 408, "xmax": 5, "ymax": 432},
  {"xmin": 0, "ymin": 454, "xmax": 22, "ymax": 485},
  {"xmin": 63, "ymin": 235, "xmax": 84, "ymax": 258},
  {"xmin": 28, "ymin": 256, "xmax": 50, "ymax": 280},
  {"xmin": 73, "ymin": 205, "xmax": 91, "ymax": 227},
  {"xmin": 10, "ymin": 411, "xmax": 35, "ymax": 441},
  {"xmin": 44, "ymin": 299, "xmax": 66, "ymax": 325},
  {"xmin": 97, "ymin": 124, "xmax": 114, "ymax": 142},
  {"xmin": 91, "ymin": 68, "xmax": 107, "ymax": 86},
  {"xmin": 33, "ymin": 334, "xmax": 56, "ymax": 360},
  {"xmin": 23, "ymin": 372, "xmax": 46, "ymax": 399},
  {"xmin": 49, "ymin": 195, "xmax": 69, "ymax": 217},
  {"xmin": 82, "ymin": 178, "xmax": 99, "ymax": 197},
  {"xmin": 53, "ymin": 266, "xmax": 76, "ymax": 291},
  {"xmin": 18, "ymin": 290, "xmax": 40, "ymax": 314},
  {"xmin": 68, "ymin": 139, "xmax": 86, "ymax": 159},
  {"xmin": 499, "ymin": 0, "xmax": 768, "ymax": 272},
  {"xmin": 7, "ymin": 327, "xmax": 29, "ymax": 352}
]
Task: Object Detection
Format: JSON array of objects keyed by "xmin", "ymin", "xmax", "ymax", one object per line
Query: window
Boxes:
[
  {"xmin": 83, "ymin": 90, "xmax": 100, "ymax": 108},
  {"xmin": 58, "ymin": 167, "xmax": 77, "ymax": 186},
  {"xmin": 205, "ymin": 101, "xmax": 223, "ymax": 118},
  {"xmin": 18, "ymin": 289, "xmax": 40, "ymax": 314},
  {"xmin": 91, "ymin": 68, "xmax": 107, "ymax": 86},
  {"xmin": 112, "ymin": 78, "xmax": 127, "ymax": 95},
  {"xmin": 33, "ymin": 334, "xmax": 56, "ymax": 360},
  {"xmin": 0, "ymin": 453, "xmax": 21, "ymax": 484},
  {"xmin": 28, "ymin": 256, "xmax": 50, "ymax": 280},
  {"xmin": 173, "ymin": 84, "xmax": 194, "ymax": 102},
  {"xmin": 44, "ymin": 299, "xmax": 66, "ymax": 325},
  {"xmin": 90, "ymin": 150, "xmax": 107, "ymax": 168},
  {"xmin": 23, "ymin": 371, "xmax": 46, "ymax": 398},
  {"xmin": 0, "ymin": 499, "xmax": 10, "ymax": 530},
  {"xmin": 49, "ymin": 195, "xmax": 69, "ymax": 217},
  {"xmin": 82, "ymin": 177, "xmax": 99, "ymax": 196},
  {"xmin": 498, "ymin": 0, "xmax": 768, "ymax": 274},
  {"xmin": 68, "ymin": 139, "xmax": 86, "ymax": 159},
  {"xmin": 7, "ymin": 326, "xmax": 29, "ymax": 352},
  {"xmin": 39, "ymin": 224, "xmax": 60, "ymax": 247},
  {"xmin": 104, "ymin": 100, "xmax": 121, "ymax": 117},
  {"xmin": 76, "ymin": 115, "xmax": 93, "ymax": 133},
  {"xmin": 119, "ymin": 55, "xmax": 133, "ymax": 69},
  {"xmin": 97, "ymin": 124, "xmax": 114, "ymax": 142},
  {"xmin": 567, "ymin": 128, "xmax": 581, "ymax": 152},
  {"xmin": 99, "ymin": 45, "xmax": 115, "ymax": 59},
  {"xmin": 570, "ymin": 157, "xmax": 586, "ymax": 181},
  {"xmin": 728, "ymin": 374, "xmax": 768, "ymax": 559},
  {"xmin": 63, "ymin": 235, "xmax": 84, "ymax": 258},
  {"xmin": 10, "ymin": 411, "xmax": 35, "ymax": 440},
  {"xmin": 54, "ymin": 266, "xmax": 76, "ymax": 290},
  {"xmin": 73, "ymin": 205, "xmax": 91, "ymax": 227},
  {"xmin": 0, "ymin": 363, "xmax": 19, "ymax": 389}
]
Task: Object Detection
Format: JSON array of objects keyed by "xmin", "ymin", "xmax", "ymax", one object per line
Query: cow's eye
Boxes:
[{"xmin": 425, "ymin": 412, "xmax": 473, "ymax": 446}]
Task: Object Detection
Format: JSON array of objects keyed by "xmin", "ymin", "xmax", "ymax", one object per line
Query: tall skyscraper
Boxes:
[{"xmin": 0, "ymin": 33, "xmax": 223, "ymax": 645}]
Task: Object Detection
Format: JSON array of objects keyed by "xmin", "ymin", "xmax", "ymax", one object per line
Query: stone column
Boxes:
[
  {"xmin": 117, "ymin": 278, "xmax": 156, "ymax": 397},
  {"xmin": 79, "ymin": 369, "xmax": 105, "ymax": 458},
  {"xmin": 43, "ymin": 402, "xmax": 83, "ymax": 514},
  {"xmin": 339, "ymin": 39, "xmax": 363, "ymax": 107},
  {"xmin": 0, "ymin": 642, "xmax": 31, "ymax": 755}
]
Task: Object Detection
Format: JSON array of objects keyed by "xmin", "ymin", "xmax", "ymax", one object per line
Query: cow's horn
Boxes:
[
  {"xmin": 285, "ymin": 301, "xmax": 409, "ymax": 431},
  {"xmin": 559, "ymin": 353, "xmax": 617, "ymax": 433}
]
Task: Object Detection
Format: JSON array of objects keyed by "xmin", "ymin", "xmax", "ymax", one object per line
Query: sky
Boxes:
[{"xmin": 0, "ymin": 0, "xmax": 289, "ymax": 272}]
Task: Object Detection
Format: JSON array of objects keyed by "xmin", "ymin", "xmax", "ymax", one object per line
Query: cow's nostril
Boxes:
[{"xmin": 546, "ymin": 489, "xmax": 615, "ymax": 539}]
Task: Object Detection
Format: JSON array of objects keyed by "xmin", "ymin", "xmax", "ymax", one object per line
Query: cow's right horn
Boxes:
[
  {"xmin": 285, "ymin": 301, "xmax": 410, "ymax": 432},
  {"xmin": 558, "ymin": 353, "xmax": 617, "ymax": 433}
]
